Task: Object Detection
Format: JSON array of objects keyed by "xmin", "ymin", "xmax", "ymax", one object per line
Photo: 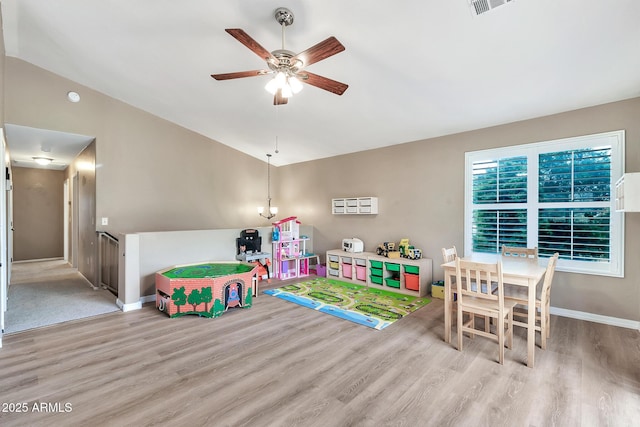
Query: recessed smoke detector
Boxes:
[
  {"xmin": 67, "ymin": 91, "xmax": 80, "ymax": 103},
  {"xmin": 469, "ymin": 0, "xmax": 514, "ymax": 16}
]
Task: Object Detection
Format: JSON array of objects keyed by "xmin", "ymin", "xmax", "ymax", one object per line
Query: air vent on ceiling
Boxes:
[{"xmin": 470, "ymin": 0, "xmax": 513, "ymax": 16}]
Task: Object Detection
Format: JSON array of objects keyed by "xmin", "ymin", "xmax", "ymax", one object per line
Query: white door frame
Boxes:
[
  {"xmin": 0, "ymin": 129, "xmax": 9, "ymax": 347},
  {"xmin": 64, "ymin": 178, "xmax": 69, "ymax": 263},
  {"xmin": 72, "ymin": 172, "xmax": 79, "ymax": 269}
]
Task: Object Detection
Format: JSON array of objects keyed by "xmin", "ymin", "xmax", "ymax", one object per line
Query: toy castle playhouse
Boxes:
[
  {"xmin": 155, "ymin": 261, "xmax": 258, "ymax": 318},
  {"xmin": 271, "ymin": 216, "xmax": 318, "ymax": 280}
]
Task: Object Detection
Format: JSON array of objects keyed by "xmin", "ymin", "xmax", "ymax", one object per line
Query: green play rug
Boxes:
[{"xmin": 263, "ymin": 278, "xmax": 430, "ymax": 330}]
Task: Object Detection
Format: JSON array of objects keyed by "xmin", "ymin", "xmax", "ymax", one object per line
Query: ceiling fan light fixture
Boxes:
[
  {"xmin": 265, "ymin": 78, "xmax": 279, "ymax": 95},
  {"xmin": 265, "ymin": 71, "xmax": 289, "ymax": 95},
  {"xmin": 288, "ymin": 76, "xmax": 303, "ymax": 94},
  {"xmin": 275, "ymin": 71, "xmax": 286, "ymax": 86},
  {"xmin": 281, "ymin": 84, "xmax": 293, "ymax": 98},
  {"xmin": 212, "ymin": 7, "xmax": 348, "ymax": 104}
]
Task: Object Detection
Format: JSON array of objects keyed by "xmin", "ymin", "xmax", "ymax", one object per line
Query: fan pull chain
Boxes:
[
  {"xmin": 267, "ymin": 153, "xmax": 272, "ymax": 199},
  {"xmin": 274, "ymin": 101, "xmax": 280, "ymax": 154}
]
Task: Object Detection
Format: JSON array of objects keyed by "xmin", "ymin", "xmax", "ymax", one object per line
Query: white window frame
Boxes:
[{"xmin": 464, "ymin": 130, "xmax": 625, "ymax": 277}]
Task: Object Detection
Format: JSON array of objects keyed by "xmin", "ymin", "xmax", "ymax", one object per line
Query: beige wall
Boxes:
[
  {"xmin": 0, "ymin": 8, "xmax": 5, "ymax": 122},
  {"xmin": 4, "ymin": 58, "xmax": 274, "ymax": 234},
  {"xmin": 278, "ymin": 98, "xmax": 640, "ymax": 322},
  {"xmin": 3, "ymin": 58, "xmax": 277, "ymax": 288},
  {"xmin": 3, "ymin": 57, "xmax": 639, "ymax": 323},
  {"xmin": 12, "ymin": 167, "xmax": 65, "ymax": 260}
]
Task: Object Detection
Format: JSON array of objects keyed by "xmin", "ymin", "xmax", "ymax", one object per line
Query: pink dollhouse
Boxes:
[{"xmin": 271, "ymin": 216, "xmax": 318, "ymax": 280}]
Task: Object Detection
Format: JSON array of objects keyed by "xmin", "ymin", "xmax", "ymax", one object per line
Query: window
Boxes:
[{"xmin": 465, "ymin": 130, "xmax": 624, "ymax": 277}]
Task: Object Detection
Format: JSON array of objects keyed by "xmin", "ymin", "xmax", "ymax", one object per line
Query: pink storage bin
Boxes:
[
  {"xmin": 343, "ymin": 264, "xmax": 353, "ymax": 278},
  {"xmin": 355, "ymin": 265, "xmax": 366, "ymax": 281}
]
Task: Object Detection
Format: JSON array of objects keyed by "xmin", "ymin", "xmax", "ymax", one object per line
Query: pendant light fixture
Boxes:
[{"xmin": 257, "ymin": 153, "xmax": 278, "ymax": 219}]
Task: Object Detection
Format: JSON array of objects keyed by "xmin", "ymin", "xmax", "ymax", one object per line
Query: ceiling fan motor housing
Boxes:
[{"xmin": 268, "ymin": 49, "xmax": 303, "ymax": 73}]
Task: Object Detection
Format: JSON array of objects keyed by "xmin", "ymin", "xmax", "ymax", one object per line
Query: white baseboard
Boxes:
[
  {"xmin": 140, "ymin": 294, "xmax": 156, "ymax": 304},
  {"xmin": 116, "ymin": 299, "xmax": 142, "ymax": 312},
  {"xmin": 14, "ymin": 257, "xmax": 65, "ymax": 264},
  {"xmin": 550, "ymin": 306, "xmax": 640, "ymax": 330},
  {"xmin": 116, "ymin": 295, "xmax": 156, "ymax": 312}
]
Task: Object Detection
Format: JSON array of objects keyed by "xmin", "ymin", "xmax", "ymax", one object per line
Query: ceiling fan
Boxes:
[{"xmin": 211, "ymin": 7, "xmax": 348, "ymax": 105}]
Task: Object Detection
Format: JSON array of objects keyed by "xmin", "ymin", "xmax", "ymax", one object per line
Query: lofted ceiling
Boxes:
[{"xmin": 2, "ymin": 0, "xmax": 640, "ymax": 167}]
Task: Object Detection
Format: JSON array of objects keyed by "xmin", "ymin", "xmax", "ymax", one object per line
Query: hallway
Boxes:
[{"xmin": 4, "ymin": 259, "xmax": 119, "ymax": 334}]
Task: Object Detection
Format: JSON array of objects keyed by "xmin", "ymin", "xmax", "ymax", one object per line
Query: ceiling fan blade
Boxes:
[
  {"xmin": 225, "ymin": 29, "xmax": 276, "ymax": 62},
  {"xmin": 274, "ymin": 89, "xmax": 289, "ymax": 105},
  {"xmin": 300, "ymin": 72, "xmax": 349, "ymax": 95},
  {"xmin": 211, "ymin": 70, "xmax": 269, "ymax": 80},
  {"xmin": 292, "ymin": 36, "xmax": 345, "ymax": 67}
]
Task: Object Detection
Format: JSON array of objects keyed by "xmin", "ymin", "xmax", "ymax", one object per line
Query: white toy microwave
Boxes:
[{"xmin": 342, "ymin": 238, "xmax": 364, "ymax": 253}]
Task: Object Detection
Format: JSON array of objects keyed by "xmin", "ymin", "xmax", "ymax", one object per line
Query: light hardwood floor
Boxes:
[{"xmin": 1, "ymin": 278, "xmax": 639, "ymax": 426}]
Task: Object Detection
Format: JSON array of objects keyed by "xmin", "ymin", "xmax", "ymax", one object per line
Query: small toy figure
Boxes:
[
  {"xmin": 376, "ymin": 242, "xmax": 400, "ymax": 258},
  {"xmin": 399, "ymin": 238, "xmax": 422, "ymax": 260},
  {"xmin": 226, "ymin": 283, "xmax": 242, "ymax": 309}
]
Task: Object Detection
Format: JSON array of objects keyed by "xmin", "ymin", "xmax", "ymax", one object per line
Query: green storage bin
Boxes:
[
  {"xmin": 385, "ymin": 262, "xmax": 400, "ymax": 272},
  {"xmin": 404, "ymin": 265, "xmax": 420, "ymax": 275},
  {"xmin": 385, "ymin": 277, "xmax": 400, "ymax": 288},
  {"xmin": 371, "ymin": 267, "xmax": 383, "ymax": 277},
  {"xmin": 370, "ymin": 275, "xmax": 383, "ymax": 285},
  {"xmin": 370, "ymin": 260, "xmax": 383, "ymax": 269}
]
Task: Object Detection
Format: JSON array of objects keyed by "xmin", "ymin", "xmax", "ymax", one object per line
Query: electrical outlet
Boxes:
[{"xmin": 101, "ymin": 217, "xmax": 108, "ymax": 226}]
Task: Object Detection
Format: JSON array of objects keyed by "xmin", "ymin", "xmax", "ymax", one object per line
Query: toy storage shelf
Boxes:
[
  {"xmin": 615, "ymin": 173, "xmax": 640, "ymax": 212},
  {"xmin": 367, "ymin": 254, "xmax": 431, "ymax": 297},
  {"xmin": 325, "ymin": 250, "xmax": 432, "ymax": 297},
  {"xmin": 326, "ymin": 250, "xmax": 373, "ymax": 285},
  {"xmin": 331, "ymin": 197, "xmax": 378, "ymax": 214}
]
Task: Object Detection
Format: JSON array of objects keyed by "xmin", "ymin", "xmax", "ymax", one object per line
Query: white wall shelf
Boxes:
[{"xmin": 332, "ymin": 197, "xmax": 378, "ymax": 215}]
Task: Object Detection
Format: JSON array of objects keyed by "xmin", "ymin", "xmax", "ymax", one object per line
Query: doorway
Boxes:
[{"xmin": 2, "ymin": 125, "xmax": 112, "ymax": 335}]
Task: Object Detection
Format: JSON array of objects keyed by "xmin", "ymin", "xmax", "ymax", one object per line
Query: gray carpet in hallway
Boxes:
[{"xmin": 5, "ymin": 259, "xmax": 119, "ymax": 334}]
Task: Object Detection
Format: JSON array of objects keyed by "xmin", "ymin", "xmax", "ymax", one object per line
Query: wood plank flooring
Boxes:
[{"xmin": 1, "ymin": 279, "xmax": 639, "ymax": 426}]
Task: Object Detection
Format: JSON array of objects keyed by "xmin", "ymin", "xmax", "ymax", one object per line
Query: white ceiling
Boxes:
[
  {"xmin": 4, "ymin": 124, "xmax": 94, "ymax": 170},
  {"xmin": 2, "ymin": 0, "xmax": 640, "ymax": 167}
]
